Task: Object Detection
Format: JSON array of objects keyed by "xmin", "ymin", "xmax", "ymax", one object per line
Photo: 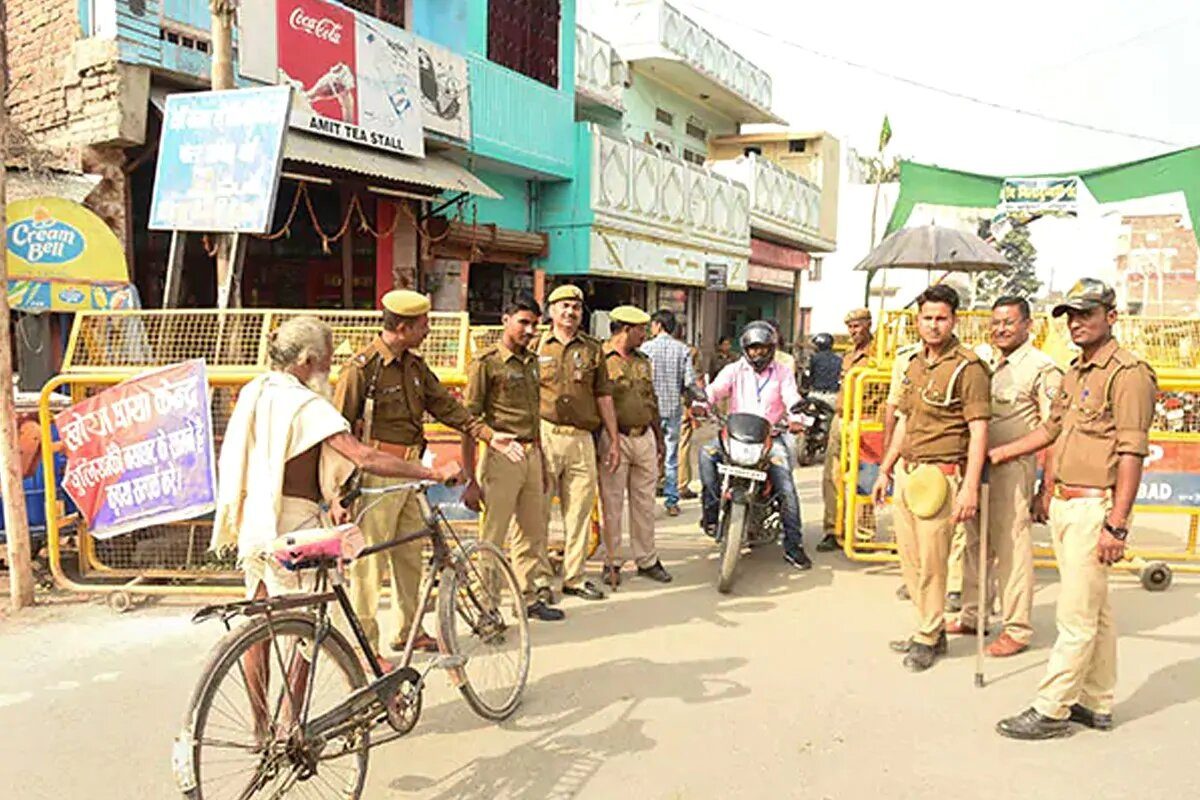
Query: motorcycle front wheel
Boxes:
[{"xmin": 717, "ymin": 500, "xmax": 748, "ymax": 594}]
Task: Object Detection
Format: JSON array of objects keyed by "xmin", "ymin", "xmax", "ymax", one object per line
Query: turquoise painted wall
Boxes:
[
  {"xmin": 621, "ymin": 70, "xmax": 737, "ymax": 160},
  {"xmin": 411, "ymin": 0, "xmax": 471, "ymax": 55},
  {"xmin": 470, "ymin": 169, "xmax": 533, "ymax": 232},
  {"xmin": 538, "ymin": 124, "xmax": 595, "ymax": 274}
]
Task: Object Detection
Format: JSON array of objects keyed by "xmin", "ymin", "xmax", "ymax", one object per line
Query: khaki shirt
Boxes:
[
  {"xmin": 897, "ymin": 336, "xmax": 991, "ymax": 464},
  {"xmin": 537, "ymin": 329, "xmax": 612, "ymax": 431},
  {"xmin": 603, "ymin": 341, "xmax": 658, "ymax": 430},
  {"xmin": 836, "ymin": 339, "xmax": 874, "ymax": 413},
  {"xmin": 987, "ymin": 340, "xmax": 1063, "ymax": 448},
  {"xmin": 886, "ymin": 345, "xmax": 919, "ymax": 410},
  {"xmin": 1042, "ymin": 337, "xmax": 1156, "ymax": 489},
  {"xmin": 465, "ymin": 342, "xmax": 541, "ymax": 442},
  {"xmin": 334, "ymin": 335, "xmax": 490, "ymax": 446}
]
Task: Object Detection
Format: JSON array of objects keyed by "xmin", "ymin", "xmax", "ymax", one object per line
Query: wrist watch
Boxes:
[{"xmin": 1103, "ymin": 521, "xmax": 1129, "ymax": 541}]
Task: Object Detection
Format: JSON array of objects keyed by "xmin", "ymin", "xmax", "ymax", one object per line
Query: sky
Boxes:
[{"xmin": 680, "ymin": 0, "xmax": 1200, "ymax": 175}]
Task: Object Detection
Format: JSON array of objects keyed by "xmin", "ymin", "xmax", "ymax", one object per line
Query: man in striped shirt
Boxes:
[{"xmin": 640, "ymin": 309, "xmax": 699, "ymax": 517}]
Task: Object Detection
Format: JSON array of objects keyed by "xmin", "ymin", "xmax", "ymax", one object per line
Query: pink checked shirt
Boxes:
[{"xmin": 706, "ymin": 358, "xmax": 804, "ymax": 426}]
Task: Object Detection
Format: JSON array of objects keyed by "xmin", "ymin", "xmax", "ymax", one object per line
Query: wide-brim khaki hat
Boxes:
[{"xmin": 902, "ymin": 464, "xmax": 950, "ymax": 519}]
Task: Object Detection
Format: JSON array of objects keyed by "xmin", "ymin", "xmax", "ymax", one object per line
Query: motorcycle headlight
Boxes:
[{"xmin": 727, "ymin": 439, "xmax": 765, "ymax": 466}]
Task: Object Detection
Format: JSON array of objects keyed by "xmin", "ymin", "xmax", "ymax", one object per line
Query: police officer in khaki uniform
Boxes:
[
  {"xmin": 334, "ymin": 290, "xmax": 522, "ymax": 661},
  {"xmin": 871, "ymin": 285, "xmax": 991, "ymax": 672},
  {"xmin": 538, "ymin": 285, "xmax": 621, "ymax": 601},
  {"xmin": 949, "ymin": 295, "xmax": 1062, "ymax": 656},
  {"xmin": 817, "ymin": 308, "xmax": 875, "ymax": 552},
  {"xmin": 598, "ymin": 306, "xmax": 672, "ymax": 588},
  {"xmin": 995, "ymin": 279, "xmax": 1156, "ymax": 739},
  {"xmin": 462, "ymin": 294, "xmax": 565, "ymax": 622}
]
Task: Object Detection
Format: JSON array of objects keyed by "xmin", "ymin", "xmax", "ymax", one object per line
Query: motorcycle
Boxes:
[
  {"xmin": 700, "ymin": 401, "xmax": 793, "ymax": 594},
  {"xmin": 795, "ymin": 394, "xmax": 835, "ymax": 467}
]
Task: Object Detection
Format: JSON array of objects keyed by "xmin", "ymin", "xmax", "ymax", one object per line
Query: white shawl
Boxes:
[{"xmin": 210, "ymin": 371, "xmax": 353, "ymax": 559}]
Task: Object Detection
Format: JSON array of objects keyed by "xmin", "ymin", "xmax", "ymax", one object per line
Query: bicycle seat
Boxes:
[{"xmin": 272, "ymin": 524, "xmax": 366, "ymax": 571}]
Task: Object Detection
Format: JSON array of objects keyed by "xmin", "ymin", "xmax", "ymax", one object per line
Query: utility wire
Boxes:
[{"xmin": 685, "ymin": 2, "xmax": 1187, "ymax": 148}]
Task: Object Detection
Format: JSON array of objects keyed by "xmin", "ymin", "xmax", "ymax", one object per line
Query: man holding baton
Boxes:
[{"xmin": 871, "ymin": 285, "xmax": 991, "ymax": 672}]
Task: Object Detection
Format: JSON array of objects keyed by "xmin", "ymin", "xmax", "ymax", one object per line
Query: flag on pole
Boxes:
[{"xmin": 879, "ymin": 115, "xmax": 892, "ymax": 152}]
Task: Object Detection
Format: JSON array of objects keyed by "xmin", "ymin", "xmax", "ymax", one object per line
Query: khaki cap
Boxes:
[
  {"xmin": 844, "ymin": 307, "xmax": 872, "ymax": 324},
  {"xmin": 547, "ymin": 284, "xmax": 584, "ymax": 305},
  {"xmin": 610, "ymin": 305, "xmax": 650, "ymax": 325},
  {"xmin": 902, "ymin": 464, "xmax": 949, "ymax": 519},
  {"xmin": 1051, "ymin": 278, "xmax": 1116, "ymax": 318},
  {"xmin": 381, "ymin": 289, "xmax": 431, "ymax": 316}
]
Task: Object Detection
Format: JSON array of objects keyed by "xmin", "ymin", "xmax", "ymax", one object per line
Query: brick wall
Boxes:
[
  {"xmin": 1115, "ymin": 214, "xmax": 1200, "ymax": 317},
  {"xmin": 5, "ymin": 0, "xmax": 148, "ymax": 245}
]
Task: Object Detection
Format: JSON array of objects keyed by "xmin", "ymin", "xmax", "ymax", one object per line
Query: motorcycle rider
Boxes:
[
  {"xmin": 697, "ymin": 322, "xmax": 812, "ymax": 570},
  {"xmin": 808, "ymin": 333, "xmax": 841, "ymax": 406}
]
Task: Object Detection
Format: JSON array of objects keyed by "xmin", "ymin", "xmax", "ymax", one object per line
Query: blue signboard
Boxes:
[{"xmin": 149, "ymin": 86, "xmax": 292, "ymax": 234}]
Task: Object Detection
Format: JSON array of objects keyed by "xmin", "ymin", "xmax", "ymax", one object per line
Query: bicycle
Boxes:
[{"xmin": 172, "ymin": 479, "xmax": 531, "ymax": 799}]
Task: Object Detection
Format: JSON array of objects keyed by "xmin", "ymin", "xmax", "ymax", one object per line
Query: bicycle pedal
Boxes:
[{"xmin": 432, "ymin": 654, "xmax": 467, "ymax": 671}]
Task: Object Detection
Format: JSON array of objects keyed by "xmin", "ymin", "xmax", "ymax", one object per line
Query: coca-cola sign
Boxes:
[{"xmin": 288, "ymin": 7, "xmax": 343, "ymax": 45}]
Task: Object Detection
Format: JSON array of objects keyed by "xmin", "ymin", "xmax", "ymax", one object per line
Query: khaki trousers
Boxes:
[
  {"xmin": 822, "ymin": 416, "xmax": 842, "ymax": 533},
  {"xmin": 894, "ymin": 465, "xmax": 974, "ymax": 646},
  {"xmin": 960, "ymin": 456, "xmax": 1035, "ymax": 643},
  {"xmin": 348, "ymin": 468, "xmax": 426, "ymax": 653},
  {"xmin": 598, "ymin": 429, "xmax": 659, "ymax": 569},
  {"xmin": 542, "ymin": 421, "xmax": 598, "ymax": 589},
  {"xmin": 479, "ymin": 444, "xmax": 551, "ymax": 601},
  {"xmin": 678, "ymin": 410, "xmax": 695, "ymax": 490},
  {"xmin": 1033, "ymin": 496, "xmax": 1117, "ymax": 719},
  {"xmin": 947, "ymin": 525, "xmax": 967, "ymax": 594}
]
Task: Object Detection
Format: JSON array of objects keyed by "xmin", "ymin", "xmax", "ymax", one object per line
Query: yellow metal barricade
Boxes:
[
  {"xmin": 39, "ymin": 310, "xmax": 473, "ymax": 601},
  {"xmin": 836, "ymin": 366, "xmax": 1200, "ymax": 587}
]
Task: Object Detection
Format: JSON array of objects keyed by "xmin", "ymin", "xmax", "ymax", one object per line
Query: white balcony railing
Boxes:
[
  {"xmin": 605, "ymin": 0, "xmax": 776, "ymax": 122},
  {"xmin": 710, "ymin": 155, "xmax": 822, "ymax": 247},
  {"xmin": 575, "ymin": 25, "xmax": 626, "ymax": 111},
  {"xmin": 589, "ymin": 124, "xmax": 750, "ymax": 250}
]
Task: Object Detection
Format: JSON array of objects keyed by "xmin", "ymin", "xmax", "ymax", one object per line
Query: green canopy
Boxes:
[{"xmin": 886, "ymin": 146, "xmax": 1200, "ymax": 245}]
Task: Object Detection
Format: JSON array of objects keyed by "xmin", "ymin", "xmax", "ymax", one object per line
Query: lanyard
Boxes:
[{"xmin": 752, "ymin": 365, "xmax": 773, "ymax": 404}]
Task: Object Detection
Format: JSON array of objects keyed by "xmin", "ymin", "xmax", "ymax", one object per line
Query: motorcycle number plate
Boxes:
[{"xmin": 718, "ymin": 464, "xmax": 767, "ymax": 481}]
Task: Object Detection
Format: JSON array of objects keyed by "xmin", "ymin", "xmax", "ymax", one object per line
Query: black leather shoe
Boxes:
[
  {"xmin": 889, "ymin": 632, "xmax": 947, "ymax": 655},
  {"xmin": 815, "ymin": 533, "xmax": 839, "ymax": 553},
  {"xmin": 996, "ymin": 708, "xmax": 1071, "ymax": 740},
  {"xmin": 903, "ymin": 643, "xmax": 938, "ymax": 672},
  {"xmin": 946, "ymin": 592, "xmax": 963, "ymax": 612},
  {"xmin": 563, "ymin": 581, "xmax": 606, "ymax": 601},
  {"xmin": 1069, "ymin": 704, "xmax": 1113, "ymax": 731},
  {"xmin": 526, "ymin": 600, "xmax": 565, "ymax": 622},
  {"xmin": 536, "ymin": 586, "xmax": 558, "ymax": 607},
  {"xmin": 637, "ymin": 561, "xmax": 673, "ymax": 583},
  {"xmin": 783, "ymin": 549, "xmax": 813, "ymax": 570},
  {"xmin": 702, "ymin": 522, "xmax": 718, "ymax": 539}
]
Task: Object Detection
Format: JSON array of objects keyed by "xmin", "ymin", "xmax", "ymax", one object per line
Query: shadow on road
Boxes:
[
  {"xmin": 1117, "ymin": 655, "xmax": 1200, "ymax": 724},
  {"xmin": 391, "ymin": 655, "xmax": 748, "ymax": 799}
]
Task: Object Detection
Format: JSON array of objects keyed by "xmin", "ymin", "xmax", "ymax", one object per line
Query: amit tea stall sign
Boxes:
[
  {"xmin": 56, "ymin": 360, "xmax": 217, "ymax": 539},
  {"xmin": 149, "ymin": 86, "xmax": 292, "ymax": 233}
]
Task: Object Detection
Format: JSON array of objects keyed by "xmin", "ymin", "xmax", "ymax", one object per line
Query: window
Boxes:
[
  {"xmin": 655, "ymin": 141, "xmax": 674, "ymax": 155},
  {"xmin": 683, "ymin": 149, "xmax": 705, "ymax": 166},
  {"xmin": 685, "ymin": 118, "xmax": 708, "ymax": 141},
  {"xmin": 808, "ymin": 259, "xmax": 822, "ymax": 282},
  {"xmin": 788, "ymin": 139, "xmax": 807, "ymax": 153},
  {"xmin": 488, "ymin": 0, "xmax": 561, "ymax": 88},
  {"xmin": 743, "ymin": 146, "xmax": 762, "ymax": 157},
  {"xmin": 655, "ymin": 107, "xmax": 675, "ymax": 127},
  {"xmin": 340, "ymin": 0, "xmax": 405, "ymax": 27}
]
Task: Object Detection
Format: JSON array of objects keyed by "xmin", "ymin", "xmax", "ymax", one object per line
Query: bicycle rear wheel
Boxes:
[
  {"xmin": 437, "ymin": 540, "xmax": 530, "ymax": 721},
  {"xmin": 178, "ymin": 613, "xmax": 369, "ymax": 800}
]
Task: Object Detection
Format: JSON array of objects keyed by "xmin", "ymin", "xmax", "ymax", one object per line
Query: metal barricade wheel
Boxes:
[{"xmin": 1140, "ymin": 562, "xmax": 1172, "ymax": 592}]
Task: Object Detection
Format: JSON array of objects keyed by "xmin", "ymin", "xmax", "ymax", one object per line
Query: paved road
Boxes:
[{"xmin": 3, "ymin": 468, "xmax": 1199, "ymax": 799}]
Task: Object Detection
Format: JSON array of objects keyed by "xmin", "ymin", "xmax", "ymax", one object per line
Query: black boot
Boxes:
[
  {"xmin": 889, "ymin": 631, "xmax": 947, "ymax": 655},
  {"xmin": 815, "ymin": 533, "xmax": 839, "ymax": 553},
  {"xmin": 996, "ymin": 708, "xmax": 1071, "ymax": 740},
  {"xmin": 1069, "ymin": 704, "xmax": 1113, "ymax": 731},
  {"xmin": 902, "ymin": 643, "xmax": 938, "ymax": 672}
]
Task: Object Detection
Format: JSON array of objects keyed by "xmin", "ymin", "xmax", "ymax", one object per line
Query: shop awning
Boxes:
[
  {"xmin": 5, "ymin": 197, "xmax": 139, "ymax": 312},
  {"xmin": 283, "ymin": 132, "xmax": 502, "ymax": 199}
]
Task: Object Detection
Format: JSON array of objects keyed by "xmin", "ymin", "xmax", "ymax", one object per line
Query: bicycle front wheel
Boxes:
[
  {"xmin": 179, "ymin": 613, "xmax": 369, "ymax": 800},
  {"xmin": 437, "ymin": 540, "xmax": 530, "ymax": 721}
]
